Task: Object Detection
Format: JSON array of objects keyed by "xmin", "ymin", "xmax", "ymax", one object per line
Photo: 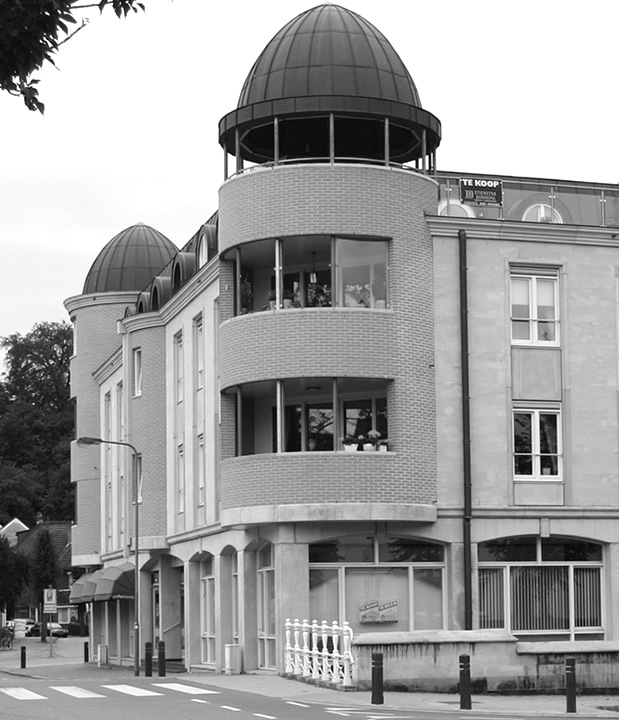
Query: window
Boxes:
[
  {"xmin": 232, "ymin": 235, "xmax": 388, "ymax": 315},
  {"xmin": 479, "ymin": 536, "xmax": 603, "ymax": 640},
  {"xmin": 200, "ymin": 557, "xmax": 216, "ymax": 664},
  {"xmin": 132, "ymin": 348, "xmax": 142, "ymax": 396},
  {"xmin": 194, "ymin": 316, "xmax": 204, "ymax": 391},
  {"xmin": 257, "ymin": 543, "xmax": 276, "ymax": 669},
  {"xmin": 196, "ymin": 433, "xmax": 205, "ymax": 508},
  {"xmin": 522, "ymin": 203, "xmax": 563, "ymax": 224},
  {"xmin": 234, "ymin": 377, "xmax": 388, "ymax": 455},
  {"xmin": 513, "ymin": 407, "xmax": 561, "ymax": 480},
  {"xmin": 176, "ymin": 444, "xmax": 185, "ymax": 515},
  {"xmin": 309, "ymin": 536, "xmax": 445, "ymax": 635},
  {"xmin": 511, "ymin": 272, "xmax": 559, "ymax": 345}
]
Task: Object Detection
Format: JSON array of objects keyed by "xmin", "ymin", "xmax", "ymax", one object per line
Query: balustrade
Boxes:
[{"xmin": 285, "ymin": 618, "xmax": 354, "ymax": 688}]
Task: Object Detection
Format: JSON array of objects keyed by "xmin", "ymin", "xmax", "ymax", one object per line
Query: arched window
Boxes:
[{"xmin": 478, "ymin": 536, "xmax": 603, "ymax": 640}]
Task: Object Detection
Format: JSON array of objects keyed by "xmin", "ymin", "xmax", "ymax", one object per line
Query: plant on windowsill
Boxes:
[
  {"xmin": 341, "ymin": 435, "xmax": 359, "ymax": 451},
  {"xmin": 266, "ymin": 289, "xmax": 276, "ymax": 310}
]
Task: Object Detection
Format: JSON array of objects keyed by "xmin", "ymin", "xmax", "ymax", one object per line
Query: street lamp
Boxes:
[{"xmin": 77, "ymin": 436, "xmax": 141, "ymax": 676}]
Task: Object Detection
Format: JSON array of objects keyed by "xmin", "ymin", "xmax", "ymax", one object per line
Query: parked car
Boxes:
[{"xmin": 25, "ymin": 622, "xmax": 69, "ymax": 638}]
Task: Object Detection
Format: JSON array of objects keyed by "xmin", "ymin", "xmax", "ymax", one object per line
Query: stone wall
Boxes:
[{"xmin": 353, "ymin": 631, "xmax": 619, "ymax": 693}]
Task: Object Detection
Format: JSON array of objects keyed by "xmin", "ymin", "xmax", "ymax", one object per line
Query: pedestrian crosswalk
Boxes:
[{"xmin": 0, "ymin": 681, "xmax": 221, "ymax": 701}]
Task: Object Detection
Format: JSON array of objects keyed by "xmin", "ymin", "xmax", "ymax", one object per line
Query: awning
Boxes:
[
  {"xmin": 92, "ymin": 562, "xmax": 135, "ymax": 602},
  {"xmin": 80, "ymin": 569, "xmax": 108, "ymax": 603},
  {"xmin": 69, "ymin": 573, "xmax": 93, "ymax": 604}
]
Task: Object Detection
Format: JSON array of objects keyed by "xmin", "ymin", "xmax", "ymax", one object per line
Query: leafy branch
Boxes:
[{"xmin": 0, "ymin": 0, "xmax": 146, "ymax": 113}]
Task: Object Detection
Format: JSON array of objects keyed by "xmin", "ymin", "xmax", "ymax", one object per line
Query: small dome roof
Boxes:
[
  {"xmin": 83, "ymin": 223, "xmax": 178, "ymax": 294},
  {"xmin": 239, "ymin": 4, "xmax": 421, "ymax": 107}
]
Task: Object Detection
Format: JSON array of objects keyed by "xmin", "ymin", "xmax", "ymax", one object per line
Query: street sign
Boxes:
[{"xmin": 43, "ymin": 588, "xmax": 57, "ymax": 614}]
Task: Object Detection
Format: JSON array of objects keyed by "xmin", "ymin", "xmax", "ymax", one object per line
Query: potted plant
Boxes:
[
  {"xmin": 266, "ymin": 289, "xmax": 276, "ymax": 310},
  {"xmin": 341, "ymin": 435, "xmax": 359, "ymax": 451}
]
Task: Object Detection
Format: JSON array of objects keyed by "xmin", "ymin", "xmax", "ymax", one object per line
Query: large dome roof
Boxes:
[
  {"xmin": 219, "ymin": 4, "xmax": 440, "ymax": 165},
  {"xmin": 238, "ymin": 3, "xmax": 421, "ymax": 107},
  {"xmin": 83, "ymin": 223, "xmax": 178, "ymax": 294}
]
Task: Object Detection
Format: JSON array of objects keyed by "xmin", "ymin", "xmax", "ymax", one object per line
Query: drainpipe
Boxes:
[{"xmin": 458, "ymin": 228, "xmax": 473, "ymax": 630}]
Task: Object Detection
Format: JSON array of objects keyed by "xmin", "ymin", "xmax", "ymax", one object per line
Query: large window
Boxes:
[
  {"xmin": 309, "ymin": 536, "xmax": 445, "ymax": 635},
  {"xmin": 232, "ymin": 377, "xmax": 389, "ymax": 455},
  {"xmin": 257, "ymin": 543, "xmax": 276, "ymax": 669},
  {"xmin": 200, "ymin": 556, "xmax": 216, "ymax": 665},
  {"xmin": 511, "ymin": 271, "xmax": 559, "ymax": 345},
  {"xmin": 513, "ymin": 407, "xmax": 561, "ymax": 480},
  {"xmin": 232, "ymin": 236, "xmax": 388, "ymax": 315},
  {"xmin": 478, "ymin": 537, "xmax": 603, "ymax": 640}
]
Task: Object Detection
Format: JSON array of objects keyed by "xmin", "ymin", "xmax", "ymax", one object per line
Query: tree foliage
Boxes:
[
  {"xmin": 0, "ymin": 536, "xmax": 30, "ymax": 618},
  {"xmin": 0, "ymin": 0, "xmax": 145, "ymax": 113},
  {"xmin": 0, "ymin": 321, "xmax": 74, "ymax": 525}
]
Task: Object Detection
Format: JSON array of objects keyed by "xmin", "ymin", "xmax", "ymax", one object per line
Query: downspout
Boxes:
[{"xmin": 459, "ymin": 228, "xmax": 473, "ymax": 630}]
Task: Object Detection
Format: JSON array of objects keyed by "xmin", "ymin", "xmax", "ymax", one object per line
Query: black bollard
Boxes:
[
  {"xmin": 371, "ymin": 652, "xmax": 384, "ymax": 705},
  {"xmin": 459, "ymin": 654, "xmax": 472, "ymax": 710},
  {"xmin": 145, "ymin": 641, "xmax": 153, "ymax": 677},
  {"xmin": 565, "ymin": 657, "xmax": 577, "ymax": 713},
  {"xmin": 157, "ymin": 641, "xmax": 166, "ymax": 677},
  {"xmin": 83, "ymin": 641, "xmax": 89, "ymax": 663},
  {"xmin": 20, "ymin": 645, "xmax": 26, "ymax": 669}
]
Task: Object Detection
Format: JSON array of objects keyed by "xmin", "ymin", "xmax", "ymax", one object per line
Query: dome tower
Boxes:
[{"xmin": 219, "ymin": 3, "xmax": 441, "ymax": 173}]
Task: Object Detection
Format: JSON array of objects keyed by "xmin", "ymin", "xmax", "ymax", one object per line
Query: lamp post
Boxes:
[{"xmin": 77, "ymin": 436, "xmax": 141, "ymax": 676}]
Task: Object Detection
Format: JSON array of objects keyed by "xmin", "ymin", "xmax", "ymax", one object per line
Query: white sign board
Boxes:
[{"xmin": 43, "ymin": 588, "xmax": 57, "ymax": 614}]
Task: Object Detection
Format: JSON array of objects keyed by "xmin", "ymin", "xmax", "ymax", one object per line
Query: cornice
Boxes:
[
  {"xmin": 64, "ymin": 291, "xmax": 139, "ymax": 315},
  {"xmin": 425, "ymin": 215, "xmax": 619, "ymax": 247}
]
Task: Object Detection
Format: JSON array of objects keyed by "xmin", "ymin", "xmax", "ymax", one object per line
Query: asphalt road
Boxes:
[{"xmin": 0, "ymin": 675, "xmax": 406, "ymax": 720}]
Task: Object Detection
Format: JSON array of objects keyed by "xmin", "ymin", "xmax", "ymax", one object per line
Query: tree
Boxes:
[
  {"xmin": 30, "ymin": 528, "xmax": 59, "ymax": 641},
  {"xmin": 0, "ymin": 0, "xmax": 145, "ymax": 113},
  {"xmin": 0, "ymin": 537, "xmax": 30, "ymax": 619},
  {"xmin": 0, "ymin": 321, "xmax": 74, "ymax": 525}
]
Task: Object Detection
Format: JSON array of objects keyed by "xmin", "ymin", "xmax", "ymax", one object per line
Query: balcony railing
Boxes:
[
  {"xmin": 435, "ymin": 173, "xmax": 619, "ymax": 228},
  {"xmin": 285, "ymin": 618, "xmax": 355, "ymax": 688}
]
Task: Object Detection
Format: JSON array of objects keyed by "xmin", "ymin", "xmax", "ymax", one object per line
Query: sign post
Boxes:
[{"xmin": 43, "ymin": 588, "xmax": 57, "ymax": 657}]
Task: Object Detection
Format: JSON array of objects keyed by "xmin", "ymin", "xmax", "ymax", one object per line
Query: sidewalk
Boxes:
[{"xmin": 2, "ymin": 638, "xmax": 619, "ymax": 716}]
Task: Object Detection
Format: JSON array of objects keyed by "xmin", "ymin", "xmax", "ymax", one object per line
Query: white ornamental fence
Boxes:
[{"xmin": 284, "ymin": 618, "xmax": 355, "ymax": 688}]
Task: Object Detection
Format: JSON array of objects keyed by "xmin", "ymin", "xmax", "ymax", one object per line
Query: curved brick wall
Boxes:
[
  {"xmin": 67, "ymin": 294, "xmax": 137, "ymax": 563},
  {"xmin": 220, "ymin": 452, "xmax": 437, "ymax": 510},
  {"xmin": 217, "ymin": 163, "xmax": 439, "ymax": 513},
  {"xmin": 220, "ymin": 309, "xmax": 396, "ymax": 388}
]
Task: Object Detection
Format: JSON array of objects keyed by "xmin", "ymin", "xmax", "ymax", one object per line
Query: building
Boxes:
[{"xmin": 65, "ymin": 3, "xmax": 619, "ymax": 675}]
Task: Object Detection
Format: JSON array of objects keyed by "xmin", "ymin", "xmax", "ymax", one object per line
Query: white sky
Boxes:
[{"xmin": 1, "ymin": 0, "xmax": 618, "ymax": 341}]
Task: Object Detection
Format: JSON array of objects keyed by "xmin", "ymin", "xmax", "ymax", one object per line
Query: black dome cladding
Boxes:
[
  {"xmin": 238, "ymin": 3, "xmax": 422, "ymax": 106},
  {"xmin": 83, "ymin": 223, "xmax": 178, "ymax": 294},
  {"xmin": 219, "ymin": 4, "xmax": 441, "ymax": 164}
]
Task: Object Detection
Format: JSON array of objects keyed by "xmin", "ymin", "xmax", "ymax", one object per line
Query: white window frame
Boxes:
[
  {"xmin": 479, "ymin": 538, "xmax": 604, "ymax": 640},
  {"xmin": 132, "ymin": 348, "xmax": 142, "ymax": 397},
  {"xmin": 510, "ymin": 271, "xmax": 559, "ymax": 347},
  {"xmin": 194, "ymin": 315, "xmax": 204, "ymax": 391},
  {"xmin": 513, "ymin": 406, "xmax": 562, "ymax": 481}
]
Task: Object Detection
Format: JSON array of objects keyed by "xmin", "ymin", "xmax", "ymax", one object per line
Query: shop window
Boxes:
[
  {"xmin": 479, "ymin": 536, "xmax": 603, "ymax": 640},
  {"xmin": 309, "ymin": 536, "xmax": 445, "ymax": 634}
]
